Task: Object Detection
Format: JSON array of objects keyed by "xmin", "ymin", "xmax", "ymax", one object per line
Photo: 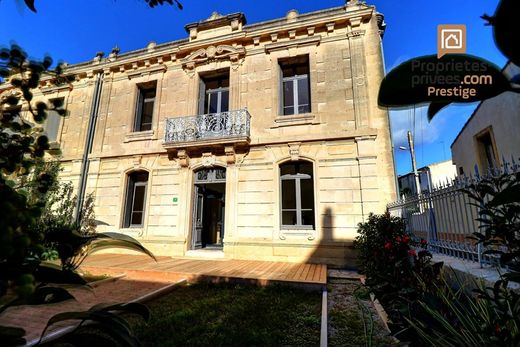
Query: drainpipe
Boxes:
[{"xmin": 74, "ymin": 72, "xmax": 103, "ymax": 225}]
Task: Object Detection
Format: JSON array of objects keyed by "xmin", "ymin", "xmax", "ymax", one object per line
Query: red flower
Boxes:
[
  {"xmin": 495, "ymin": 323, "xmax": 501, "ymax": 333},
  {"xmin": 395, "ymin": 236, "xmax": 402, "ymax": 242},
  {"xmin": 408, "ymin": 249, "xmax": 417, "ymax": 256},
  {"xmin": 384, "ymin": 242, "xmax": 393, "ymax": 250},
  {"xmin": 403, "ymin": 235, "xmax": 411, "ymax": 244},
  {"xmin": 420, "ymin": 239, "xmax": 427, "ymax": 245}
]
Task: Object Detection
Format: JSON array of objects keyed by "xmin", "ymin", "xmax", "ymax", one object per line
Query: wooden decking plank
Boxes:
[
  {"xmin": 272, "ymin": 262, "xmax": 291, "ymax": 280},
  {"xmin": 82, "ymin": 254, "xmax": 326, "ymax": 285},
  {"xmin": 279, "ymin": 262, "xmax": 297, "ymax": 279},
  {"xmin": 242, "ymin": 260, "xmax": 271, "ymax": 278},
  {"xmin": 305, "ymin": 264, "xmax": 318, "ymax": 282},
  {"xmin": 298, "ymin": 264, "xmax": 312, "ymax": 281},
  {"xmin": 285, "ymin": 263, "xmax": 305, "ymax": 281},
  {"xmin": 222, "ymin": 260, "xmax": 254, "ymax": 277},
  {"xmin": 320, "ymin": 265, "xmax": 327, "ymax": 283},
  {"xmin": 258, "ymin": 261, "xmax": 282, "ymax": 280}
]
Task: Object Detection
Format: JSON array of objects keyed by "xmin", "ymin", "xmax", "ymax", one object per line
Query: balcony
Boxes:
[{"xmin": 163, "ymin": 109, "xmax": 251, "ymax": 149}]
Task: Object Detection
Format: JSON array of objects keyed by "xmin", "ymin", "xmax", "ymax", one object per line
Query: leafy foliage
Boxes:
[
  {"xmin": 354, "ymin": 213, "xmax": 443, "ymax": 341},
  {"xmin": 20, "ymin": 0, "xmax": 183, "ymax": 12},
  {"xmin": 39, "ymin": 302, "xmax": 151, "ymax": 347},
  {"xmin": 0, "ymin": 43, "xmax": 66, "ymax": 300},
  {"xmin": 464, "ymin": 172, "xmax": 520, "ymax": 281},
  {"xmin": 0, "ymin": 44, "xmax": 156, "ymax": 346},
  {"xmin": 482, "ymin": 0, "xmax": 520, "ymax": 67},
  {"xmin": 408, "ymin": 274, "xmax": 520, "ymax": 347}
]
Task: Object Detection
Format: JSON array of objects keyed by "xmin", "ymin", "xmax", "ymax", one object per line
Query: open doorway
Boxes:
[{"xmin": 192, "ymin": 167, "xmax": 226, "ymax": 250}]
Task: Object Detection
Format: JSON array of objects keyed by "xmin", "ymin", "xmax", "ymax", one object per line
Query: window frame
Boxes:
[
  {"xmin": 44, "ymin": 98, "xmax": 64, "ymax": 143},
  {"xmin": 123, "ymin": 171, "xmax": 149, "ymax": 228},
  {"xmin": 199, "ymin": 73, "xmax": 230, "ymax": 115},
  {"xmin": 134, "ymin": 83, "xmax": 156, "ymax": 132},
  {"xmin": 279, "ymin": 161, "xmax": 315, "ymax": 230},
  {"xmin": 279, "ymin": 57, "xmax": 311, "ymax": 116}
]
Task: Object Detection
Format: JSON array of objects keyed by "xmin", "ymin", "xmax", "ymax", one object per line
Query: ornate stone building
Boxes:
[{"xmin": 20, "ymin": 1, "xmax": 396, "ymax": 266}]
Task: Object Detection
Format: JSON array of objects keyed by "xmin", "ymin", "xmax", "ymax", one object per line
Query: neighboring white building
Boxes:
[
  {"xmin": 451, "ymin": 62, "xmax": 520, "ymax": 176},
  {"xmin": 398, "ymin": 159, "xmax": 457, "ymax": 196}
]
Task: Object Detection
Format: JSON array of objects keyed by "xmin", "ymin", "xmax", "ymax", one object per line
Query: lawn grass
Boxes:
[{"xmin": 128, "ymin": 282, "xmax": 321, "ymax": 347}]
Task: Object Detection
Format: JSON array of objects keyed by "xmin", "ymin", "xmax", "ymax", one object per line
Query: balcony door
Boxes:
[{"xmin": 199, "ymin": 73, "xmax": 229, "ymax": 115}]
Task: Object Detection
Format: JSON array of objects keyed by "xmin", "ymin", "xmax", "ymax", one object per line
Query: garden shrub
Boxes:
[{"xmin": 354, "ymin": 212, "xmax": 443, "ymax": 341}]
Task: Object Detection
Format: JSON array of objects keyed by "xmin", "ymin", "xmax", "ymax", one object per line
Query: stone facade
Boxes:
[{"xmin": 7, "ymin": 2, "xmax": 396, "ymax": 266}]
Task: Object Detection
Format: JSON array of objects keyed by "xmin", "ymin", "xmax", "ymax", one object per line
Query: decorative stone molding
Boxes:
[
  {"xmin": 0, "ymin": 89, "xmax": 22, "ymax": 104},
  {"xmin": 270, "ymin": 33, "xmax": 278, "ymax": 43},
  {"xmin": 288, "ymin": 142, "xmax": 301, "ymax": 161},
  {"xmin": 288, "ymin": 30, "xmax": 296, "ymax": 39},
  {"xmin": 185, "ymin": 12, "xmax": 245, "ymax": 42},
  {"xmin": 124, "ymin": 130, "xmax": 156, "ymax": 143},
  {"xmin": 326, "ymin": 22, "xmax": 335, "ymax": 33},
  {"xmin": 178, "ymin": 149, "xmax": 190, "ymax": 167},
  {"xmin": 132, "ymin": 155, "xmax": 142, "ymax": 168},
  {"xmin": 127, "ymin": 64, "xmax": 167, "ymax": 79},
  {"xmin": 201, "ymin": 152, "xmax": 216, "ymax": 167},
  {"xmin": 253, "ymin": 37, "xmax": 261, "ymax": 46},
  {"xmin": 181, "ymin": 44, "xmax": 245, "ymax": 74},
  {"xmin": 307, "ymin": 26, "xmax": 315, "ymax": 36},
  {"xmin": 225, "ymin": 145, "xmax": 236, "ymax": 165},
  {"xmin": 347, "ymin": 30, "xmax": 366, "ymax": 38},
  {"xmin": 264, "ymin": 35, "xmax": 321, "ymax": 53}
]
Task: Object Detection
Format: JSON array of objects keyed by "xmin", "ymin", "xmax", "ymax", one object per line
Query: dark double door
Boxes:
[{"xmin": 192, "ymin": 168, "xmax": 226, "ymax": 250}]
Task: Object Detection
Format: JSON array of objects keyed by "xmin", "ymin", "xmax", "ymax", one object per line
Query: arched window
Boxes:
[
  {"xmin": 280, "ymin": 161, "xmax": 315, "ymax": 229},
  {"xmin": 123, "ymin": 171, "xmax": 149, "ymax": 228}
]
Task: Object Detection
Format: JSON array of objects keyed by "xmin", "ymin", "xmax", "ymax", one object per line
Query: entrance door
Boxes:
[
  {"xmin": 192, "ymin": 168, "xmax": 226, "ymax": 250},
  {"xmin": 192, "ymin": 185, "xmax": 204, "ymax": 249}
]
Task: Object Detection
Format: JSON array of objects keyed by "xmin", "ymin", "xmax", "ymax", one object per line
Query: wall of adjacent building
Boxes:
[{"xmin": 451, "ymin": 63, "xmax": 520, "ymax": 175}]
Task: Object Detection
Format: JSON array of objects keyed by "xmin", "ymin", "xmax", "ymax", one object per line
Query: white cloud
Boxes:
[{"xmin": 389, "ymin": 106, "xmax": 444, "ymax": 148}]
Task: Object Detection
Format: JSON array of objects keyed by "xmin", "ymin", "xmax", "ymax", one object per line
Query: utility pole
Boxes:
[{"xmin": 407, "ymin": 130, "xmax": 421, "ymax": 196}]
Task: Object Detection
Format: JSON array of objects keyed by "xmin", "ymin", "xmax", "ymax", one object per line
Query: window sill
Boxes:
[
  {"xmin": 124, "ymin": 130, "xmax": 156, "ymax": 143},
  {"xmin": 271, "ymin": 113, "xmax": 318, "ymax": 128},
  {"xmin": 48, "ymin": 142, "xmax": 61, "ymax": 150},
  {"xmin": 279, "ymin": 227, "xmax": 316, "ymax": 240}
]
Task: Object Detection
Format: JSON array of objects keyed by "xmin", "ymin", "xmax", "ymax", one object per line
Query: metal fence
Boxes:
[{"xmin": 388, "ymin": 158, "xmax": 520, "ymax": 266}]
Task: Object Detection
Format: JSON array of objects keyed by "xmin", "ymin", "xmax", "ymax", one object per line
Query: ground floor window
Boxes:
[
  {"xmin": 123, "ymin": 171, "xmax": 149, "ymax": 227},
  {"xmin": 280, "ymin": 161, "xmax": 315, "ymax": 229}
]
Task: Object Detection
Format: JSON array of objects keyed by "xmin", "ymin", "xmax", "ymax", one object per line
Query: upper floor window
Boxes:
[
  {"xmin": 280, "ymin": 161, "xmax": 315, "ymax": 229},
  {"xmin": 279, "ymin": 56, "xmax": 311, "ymax": 115},
  {"xmin": 123, "ymin": 171, "xmax": 149, "ymax": 228},
  {"xmin": 199, "ymin": 71, "xmax": 229, "ymax": 115},
  {"xmin": 45, "ymin": 98, "xmax": 64, "ymax": 143},
  {"xmin": 134, "ymin": 82, "xmax": 156, "ymax": 132}
]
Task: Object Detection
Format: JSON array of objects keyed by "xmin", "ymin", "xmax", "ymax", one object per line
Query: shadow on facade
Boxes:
[{"xmin": 305, "ymin": 206, "xmax": 358, "ymax": 270}]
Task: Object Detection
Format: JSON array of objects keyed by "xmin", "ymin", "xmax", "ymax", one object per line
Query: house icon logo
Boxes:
[{"xmin": 437, "ymin": 24, "xmax": 466, "ymax": 58}]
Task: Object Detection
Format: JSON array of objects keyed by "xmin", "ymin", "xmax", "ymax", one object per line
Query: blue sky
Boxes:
[{"xmin": 0, "ymin": 0, "xmax": 507, "ymax": 175}]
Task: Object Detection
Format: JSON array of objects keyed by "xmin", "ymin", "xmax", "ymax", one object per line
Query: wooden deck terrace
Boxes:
[{"xmin": 80, "ymin": 254, "xmax": 327, "ymax": 290}]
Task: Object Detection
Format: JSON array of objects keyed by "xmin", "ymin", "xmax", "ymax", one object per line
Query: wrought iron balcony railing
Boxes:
[{"xmin": 164, "ymin": 109, "xmax": 251, "ymax": 145}]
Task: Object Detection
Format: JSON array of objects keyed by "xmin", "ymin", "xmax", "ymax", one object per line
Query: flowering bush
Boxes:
[{"xmin": 354, "ymin": 213, "xmax": 443, "ymax": 341}]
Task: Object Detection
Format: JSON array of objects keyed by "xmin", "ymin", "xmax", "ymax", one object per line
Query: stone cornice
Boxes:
[{"xmin": 44, "ymin": 4, "xmax": 376, "ymax": 85}]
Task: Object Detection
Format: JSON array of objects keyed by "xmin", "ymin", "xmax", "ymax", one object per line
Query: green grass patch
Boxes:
[{"xmin": 128, "ymin": 282, "xmax": 321, "ymax": 347}]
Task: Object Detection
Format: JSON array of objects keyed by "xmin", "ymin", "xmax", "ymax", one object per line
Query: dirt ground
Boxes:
[{"xmin": 328, "ymin": 278, "xmax": 398, "ymax": 347}]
